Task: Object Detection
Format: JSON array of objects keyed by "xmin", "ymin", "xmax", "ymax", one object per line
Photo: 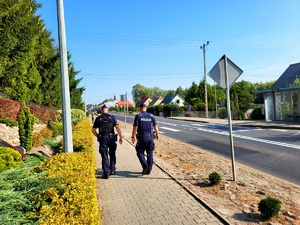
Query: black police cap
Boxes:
[{"xmin": 101, "ymin": 104, "xmax": 108, "ymax": 110}]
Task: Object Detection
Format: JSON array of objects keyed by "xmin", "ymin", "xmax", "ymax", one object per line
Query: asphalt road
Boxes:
[{"xmin": 114, "ymin": 113, "xmax": 300, "ymax": 186}]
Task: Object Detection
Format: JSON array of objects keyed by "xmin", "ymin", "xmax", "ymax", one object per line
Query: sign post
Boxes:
[{"xmin": 208, "ymin": 55, "xmax": 243, "ymax": 181}]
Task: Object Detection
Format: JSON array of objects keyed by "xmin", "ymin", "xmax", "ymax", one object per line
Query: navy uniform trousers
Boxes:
[
  {"xmin": 136, "ymin": 135, "xmax": 155, "ymax": 174},
  {"xmin": 99, "ymin": 134, "xmax": 117, "ymax": 177}
]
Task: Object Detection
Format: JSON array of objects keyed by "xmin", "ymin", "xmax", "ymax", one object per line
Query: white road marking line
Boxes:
[
  {"xmin": 270, "ymin": 129, "xmax": 287, "ymax": 132},
  {"xmin": 194, "ymin": 127, "xmax": 300, "ymax": 150},
  {"xmin": 159, "ymin": 127, "xmax": 181, "ymax": 132}
]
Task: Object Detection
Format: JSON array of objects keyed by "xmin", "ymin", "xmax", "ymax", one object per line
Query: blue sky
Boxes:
[{"xmin": 37, "ymin": 0, "xmax": 300, "ymax": 105}]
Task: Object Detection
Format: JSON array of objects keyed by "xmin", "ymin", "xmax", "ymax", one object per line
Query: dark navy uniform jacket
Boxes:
[
  {"xmin": 133, "ymin": 111, "xmax": 157, "ymax": 136},
  {"xmin": 92, "ymin": 113, "xmax": 118, "ymax": 134}
]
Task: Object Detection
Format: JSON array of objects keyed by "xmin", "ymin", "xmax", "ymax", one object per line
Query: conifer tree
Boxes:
[{"xmin": 0, "ymin": 0, "xmax": 42, "ymax": 102}]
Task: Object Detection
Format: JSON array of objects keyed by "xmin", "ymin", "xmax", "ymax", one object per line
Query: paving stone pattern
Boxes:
[{"xmin": 95, "ymin": 131, "xmax": 225, "ymax": 225}]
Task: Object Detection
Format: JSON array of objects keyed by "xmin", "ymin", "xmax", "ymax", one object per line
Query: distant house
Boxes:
[
  {"xmin": 161, "ymin": 94, "xmax": 185, "ymax": 107},
  {"xmin": 258, "ymin": 62, "xmax": 300, "ymax": 121},
  {"xmin": 137, "ymin": 96, "xmax": 152, "ymax": 107},
  {"xmin": 149, "ymin": 96, "xmax": 164, "ymax": 106},
  {"xmin": 103, "ymin": 101, "xmax": 117, "ymax": 109},
  {"xmin": 117, "ymin": 101, "xmax": 133, "ymax": 108}
]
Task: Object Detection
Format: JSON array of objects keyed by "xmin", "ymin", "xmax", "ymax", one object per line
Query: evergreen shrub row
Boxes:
[{"xmin": 37, "ymin": 119, "xmax": 100, "ymax": 224}]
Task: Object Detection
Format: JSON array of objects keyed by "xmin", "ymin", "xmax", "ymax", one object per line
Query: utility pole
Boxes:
[
  {"xmin": 57, "ymin": 0, "xmax": 73, "ymax": 153},
  {"xmin": 200, "ymin": 41, "xmax": 209, "ymax": 118}
]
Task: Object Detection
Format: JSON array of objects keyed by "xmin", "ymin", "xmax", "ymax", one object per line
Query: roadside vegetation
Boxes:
[{"xmin": 0, "ymin": 102, "xmax": 100, "ymax": 224}]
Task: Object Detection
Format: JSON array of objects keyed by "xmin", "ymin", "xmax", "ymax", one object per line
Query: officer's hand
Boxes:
[
  {"xmin": 119, "ymin": 138, "xmax": 123, "ymax": 145},
  {"xmin": 155, "ymin": 135, "xmax": 159, "ymax": 140},
  {"xmin": 131, "ymin": 137, "xmax": 135, "ymax": 144}
]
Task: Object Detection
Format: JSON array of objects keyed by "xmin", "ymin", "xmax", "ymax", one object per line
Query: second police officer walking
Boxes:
[
  {"xmin": 131, "ymin": 103, "xmax": 159, "ymax": 175},
  {"xmin": 92, "ymin": 104, "xmax": 123, "ymax": 179}
]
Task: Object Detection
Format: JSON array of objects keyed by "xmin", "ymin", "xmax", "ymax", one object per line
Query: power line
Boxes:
[
  {"xmin": 81, "ymin": 72, "xmax": 200, "ymax": 77},
  {"xmin": 66, "ymin": 30, "xmax": 300, "ymax": 52}
]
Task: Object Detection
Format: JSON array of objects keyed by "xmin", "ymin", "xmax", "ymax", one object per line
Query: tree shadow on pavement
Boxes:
[{"xmin": 95, "ymin": 169, "xmax": 143, "ymax": 179}]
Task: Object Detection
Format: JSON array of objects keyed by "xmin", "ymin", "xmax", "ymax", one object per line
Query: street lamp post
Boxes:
[
  {"xmin": 200, "ymin": 41, "xmax": 209, "ymax": 118},
  {"xmin": 57, "ymin": 0, "xmax": 73, "ymax": 153}
]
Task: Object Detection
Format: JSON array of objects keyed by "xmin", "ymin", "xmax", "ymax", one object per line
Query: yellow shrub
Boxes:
[
  {"xmin": 0, "ymin": 147, "xmax": 24, "ymax": 172},
  {"xmin": 72, "ymin": 119, "xmax": 94, "ymax": 152},
  {"xmin": 38, "ymin": 119, "xmax": 100, "ymax": 225}
]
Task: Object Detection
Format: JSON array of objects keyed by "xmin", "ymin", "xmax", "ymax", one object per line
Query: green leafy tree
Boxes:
[
  {"xmin": 230, "ymin": 80, "xmax": 255, "ymax": 111},
  {"xmin": 131, "ymin": 84, "xmax": 152, "ymax": 104},
  {"xmin": 176, "ymin": 86, "xmax": 187, "ymax": 98},
  {"xmin": 185, "ymin": 81, "xmax": 199, "ymax": 105},
  {"xmin": 249, "ymin": 80, "xmax": 275, "ymax": 105}
]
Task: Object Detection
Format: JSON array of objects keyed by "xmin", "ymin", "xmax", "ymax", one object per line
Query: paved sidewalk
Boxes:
[{"xmin": 95, "ymin": 130, "xmax": 228, "ymax": 225}]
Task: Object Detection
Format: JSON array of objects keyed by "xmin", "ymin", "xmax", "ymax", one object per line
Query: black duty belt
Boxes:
[
  {"xmin": 99, "ymin": 133, "xmax": 114, "ymax": 137},
  {"xmin": 139, "ymin": 133, "xmax": 153, "ymax": 137}
]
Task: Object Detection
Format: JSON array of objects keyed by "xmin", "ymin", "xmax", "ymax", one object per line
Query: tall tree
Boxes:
[
  {"xmin": 0, "ymin": 0, "xmax": 42, "ymax": 102},
  {"xmin": 131, "ymin": 84, "xmax": 152, "ymax": 104},
  {"xmin": 175, "ymin": 86, "xmax": 187, "ymax": 97},
  {"xmin": 230, "ymin": 80, "xmax": 255, "ymax": 111},
  {"xmin": 68, "ymin": 52, "xmax": 85, "ymax": 110},
  {"xmin": 185, "ymin": 81, "xmax": 199, "ymax": 104}
]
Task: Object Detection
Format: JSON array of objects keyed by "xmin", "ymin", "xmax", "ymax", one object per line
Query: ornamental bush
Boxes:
[
  {"xmin": 18, "ymin": 103, "xmax": 34, "ymax": 150},
  {"xmin": 28, "ymin": 104, "xmax": 59, "ymax": 123},
  {"xmin": 56, "ymin": 109, "xmax": 87, "ymax": 126},
  {"xmin": 47, "ymin": 120, "xmax": 63, "ymax": 137},
  {"xmin": 0, "ymin": 147, "xmax": 24, "ymax": 172},
  {"xmin": 258, "ymin": 196, "xmax": 281, "ymax": 219},
  {"xmin": 209, "ymin": 171, "xmax": 221, "ymax": 185},
  {"xmin": 0, "ymin": 99, "xmax": 22, "ymax": 121},
  {"xmin": 32, "ymin": 127, "xmax": 53, "ymax": 147}
]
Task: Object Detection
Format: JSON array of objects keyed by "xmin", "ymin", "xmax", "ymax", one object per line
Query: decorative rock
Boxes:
[{"xmin": 256, "ymin": 190, "xmax": 265, "ymax": 195}]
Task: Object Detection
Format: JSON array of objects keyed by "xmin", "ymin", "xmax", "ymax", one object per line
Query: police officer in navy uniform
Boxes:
[
  {"xmin": 92, "ymin": 105, "xmax": 123, "ymax": 179},
  {"xmin": 131, "ymin": 103, "xmax": 159, "ymax": 175}
]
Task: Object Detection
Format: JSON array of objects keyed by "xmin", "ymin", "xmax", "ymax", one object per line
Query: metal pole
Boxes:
[
  {"xmin": 201, "ymin": 42, "xmax": 209, "ymax": 118},
  {"xmin": 126, "ymin": 91, "xmax": 128, "ymax": 114},
  {"xmin": 224, "ymin": 55, "xmax": 236, "ymax": 181},
  {"xmin": 57, "ymin": 0, "xmax": 73, "ymax": 153},
  {"xmin": 215, "ymin": 81, "xmax": 218, "ymax": 118}
]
